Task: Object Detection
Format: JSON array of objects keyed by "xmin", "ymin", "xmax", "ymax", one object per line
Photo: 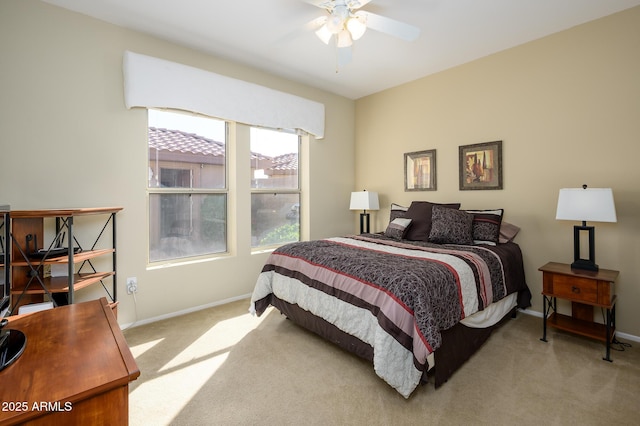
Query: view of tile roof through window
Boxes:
[
  {"xmin": 148, "ymin": 127, "xmax": 295, "ymax": 167},
  {"xmin": 271, "ymin": 153, "xmax": 298, "ymax": 172},
  {"xmin": 149, "ymin": 127, "xmax": 226, "ymax": 156}
]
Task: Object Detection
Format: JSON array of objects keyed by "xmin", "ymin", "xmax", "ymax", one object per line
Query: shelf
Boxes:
[
  {"xmin": 1, "ymin": 206, "xmax": 8, "ymax": 314},
  {"xmin": 547, "ymin": 312, "xmax": 614, "ymax": 343},
  {"xmin": 11, "ymin": 248, "xmax": 115, "ymax": 266},
  {"xmin": 8, "ymin": 207, "xmax": 121, "ymax": 311},
  {"xmin": 11, "ymin": 272, "xmax": 115, "ymax": 294},
  {"xmin": 9, "ymin": 207, "xmax": 123, "ymax": 219}
]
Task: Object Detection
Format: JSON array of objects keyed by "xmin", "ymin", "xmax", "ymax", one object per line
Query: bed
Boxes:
[{"xmin": 250, "ymin": 202, "xmax": 531, "ymax": 398}]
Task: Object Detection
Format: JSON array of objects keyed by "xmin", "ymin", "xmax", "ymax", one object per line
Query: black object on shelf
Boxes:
[
  {"xmin": 30, "ymin": 247, "xmax": 81, "ymax": 259},
  {"xmin": 25, "ymin": 233, "xmax": 81, "ymax": 259}
]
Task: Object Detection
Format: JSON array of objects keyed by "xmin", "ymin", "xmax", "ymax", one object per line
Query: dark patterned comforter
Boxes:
[{"xmin": 251, "ymin": 234, "xmax": 530, "ymax": 397}]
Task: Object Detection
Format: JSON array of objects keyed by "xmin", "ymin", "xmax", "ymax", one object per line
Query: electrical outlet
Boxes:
[{"xmin": 126, "ymin": 277, "xmax": 138, "ymax": 294}]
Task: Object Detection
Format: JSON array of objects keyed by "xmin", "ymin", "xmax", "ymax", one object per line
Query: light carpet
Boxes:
[{"xmin": 123, "ymin": 298, "xmax": 639, "ymax": 425}]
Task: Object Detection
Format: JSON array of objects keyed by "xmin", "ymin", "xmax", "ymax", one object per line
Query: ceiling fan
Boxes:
[{"xmin": 303, "ymin": 0, "xmax": 421, "ymax": 68}]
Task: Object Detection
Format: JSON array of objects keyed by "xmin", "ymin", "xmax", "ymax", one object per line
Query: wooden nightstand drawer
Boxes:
[
  {"xmin": 540, "ymin": 262, "xmax": 617, "ymax": 307},
  {"xmin": 552, "ymin": 275, "xmax": 597, "ymax": 303}
]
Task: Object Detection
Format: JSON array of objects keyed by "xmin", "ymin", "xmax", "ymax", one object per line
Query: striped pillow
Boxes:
[
  {"xmin": 465, "ymin": 209, "xmax": 504, "ymax": 245},
  {"xmin": 384, "ymin": 218, "xmax": 412, "ymax": 240},
  {"xmin": 389, "ymin": 203, "xmax": 409, "ymax": 222}
]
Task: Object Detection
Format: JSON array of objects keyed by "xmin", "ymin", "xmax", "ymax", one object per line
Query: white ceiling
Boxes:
[{"xmin": 42, "ymin": 0, "xmax": 640, "ymax": 100}]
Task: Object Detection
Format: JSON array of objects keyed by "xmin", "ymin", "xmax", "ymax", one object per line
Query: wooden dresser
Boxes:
[{"xmin": 0, "ymin": 298, "xmax": 139, "ymax": 425}]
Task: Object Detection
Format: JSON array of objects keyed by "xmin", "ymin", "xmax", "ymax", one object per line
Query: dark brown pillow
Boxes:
[
  {"xmin": 404, "ymin": 201, "xmax": 461, "ymax": 241},
  {"xmin": 428, "ymin": 205, "xmax": 474, "ymax": 245}
]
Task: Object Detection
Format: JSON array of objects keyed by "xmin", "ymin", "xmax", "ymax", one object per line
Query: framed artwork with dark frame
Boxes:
[
  {"xmin": 459, "ymin": 141, "xmax": 503, "ymax": 190},
  {"xmin": 404, "ymin": 149, "xmax": 436, "ymax": 191}
]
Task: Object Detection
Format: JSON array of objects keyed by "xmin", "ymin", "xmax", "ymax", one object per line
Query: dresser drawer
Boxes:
[{"xmin": 551, "ymin": 275, "xmax": 598, "ymax": 303}]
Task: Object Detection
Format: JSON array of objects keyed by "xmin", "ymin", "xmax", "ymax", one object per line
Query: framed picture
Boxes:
[
  {"xmin": 459, "ymin": 141, "xmax": 503, "ymax": 190},
  {"xmin": 404, "ymin": 149, "xmax": 436, "ymax": 191}
]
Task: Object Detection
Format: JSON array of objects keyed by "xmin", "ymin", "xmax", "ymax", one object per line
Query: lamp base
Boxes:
[
  {"xmin": 359, "ymin": 212, "xmax": 370, "ymax": 234},
  {"xmin": 571, "ymin": 259, "xmax": 599, "ymax": 272},
  {"xmin": 572, "ymin": 225, "xmax": 598, "ymax": 272}
]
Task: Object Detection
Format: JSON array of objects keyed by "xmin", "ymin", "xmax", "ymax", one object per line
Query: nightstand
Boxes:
[{"xmin": 539, "ymin": 262, "xmax": 619, "ymax": 361}]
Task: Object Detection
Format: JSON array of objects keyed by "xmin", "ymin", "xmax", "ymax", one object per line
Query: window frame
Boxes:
[
  {"xmin": 146, "ymin": 111, "xmax": 306, "ymax": 265},
  {"xmin": 147, "ymin": 110, "xmax": 230, "ymax": 265},
  {"xmin": 250, "ymin": 128, "xmax": 302, "ymax": 250}
]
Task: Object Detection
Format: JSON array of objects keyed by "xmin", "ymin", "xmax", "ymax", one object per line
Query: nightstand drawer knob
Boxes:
[{"xmin": 572, "ymin": 286, "xmax": 581, "ymax": 294}]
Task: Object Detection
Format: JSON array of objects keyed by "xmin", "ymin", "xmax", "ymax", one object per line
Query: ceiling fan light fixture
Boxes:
[
  {"xmin": 346, "ymin": 14, "xmax": 367, "ymax": 40},
  {"xmin": 315, "ymin": 24, "xmax": 333, "ymax": 44},
  {"xmin": 326, "ymin": 14, "xmax": 345, "ymax": 34},
  {"xmin": 336, "ymin": 29, "xmax": 353, "ymax": 48}
]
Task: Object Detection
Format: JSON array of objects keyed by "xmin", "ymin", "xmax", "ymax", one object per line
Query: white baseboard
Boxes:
[
  {"xmin": 120, "ymin": 293, "xmax": 252, "ymax": 330},
  {"xmin": 120, "ymin": 299, "xmax": 640, "ymax": 344},
  {"xmin": 518, "ymin": 308, "xmax": 640, "ymax": 343}
]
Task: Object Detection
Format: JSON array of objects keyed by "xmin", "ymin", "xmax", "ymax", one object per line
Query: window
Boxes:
[
  {"xmin": 148, "ymin": 110, "xmax": 227, "ymax": 263},
  {"xmin": 250, "ymin": 127, "xmax": 300, "ymax": 248}
]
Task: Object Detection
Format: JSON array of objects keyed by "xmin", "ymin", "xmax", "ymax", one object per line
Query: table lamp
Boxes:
[
  {"xmin": 350, "ymin": 190, "xmax": 379, "ymax": 234},
  {"xmin": 555, "ymin": 185, "xmax": 617, "ymax": 271}
]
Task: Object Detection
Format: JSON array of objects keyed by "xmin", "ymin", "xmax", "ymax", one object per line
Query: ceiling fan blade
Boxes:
[
  {"xmin": 361, "ymin": 11, "xmax": 421, "ymax": 42},
  {"xmin": 347, "ymin": 0, "xmax": 373, "ymax": 10},
  {"xmin": 305, "ymin": 15, "xmax": 327, "ymax": 31},
  {"xmin": 274, "ymin": 15, "xmax": 326, "ymax": 45},
  {"xmin": 300, "ymin": 0, "xmax": 372, "ymax": 11},
  {"xmin": 300, "ymin": 0, "xmax": 333, "ymax": 9}
]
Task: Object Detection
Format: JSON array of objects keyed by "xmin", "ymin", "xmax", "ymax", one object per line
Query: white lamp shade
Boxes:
[
  {"xmin": 350, "ymin": 191, "xmax": 379, "ymax": 211},
  {"xmin": 556, "ymin": 187, "xmax": 617, "ymax": 223},
  {"xmin": 315, "ymin": 24, "xmax": 332, "ymax": 44},
  {"xmin": 336, "ymin": 29, "xmax": 353, "ymax": 47},
  {"xmin": 347, "ymin": 15, "xmax": 367, "ymax": 40}
]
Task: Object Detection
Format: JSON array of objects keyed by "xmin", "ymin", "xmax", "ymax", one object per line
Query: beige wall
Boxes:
[
  {"xmin": 355, "ymin": 7, "xmax": 640, "ymax": 337},
  {"xmin": 2, "ymin": 0, "xmax": 638, "ymax": 338},
  {"xmin": 0, "ymin": 0, "xmax": 356, "ymax": 325}
]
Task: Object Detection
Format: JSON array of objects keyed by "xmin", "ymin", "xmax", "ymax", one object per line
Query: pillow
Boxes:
[
  {"xmin": 384, "ymin": 218, "xmax": 412, "ymax": 239},
  {"xmin": 499, "ymin": 221, "xmax": 521, "ymax": 243},
  {"xmin": 389, "ymin": 203, "xmax": 409, "ymax": 222},
  {"xmin": 465, "ymin": 209, "xmax": 504, "ymax": 245},
  {"xmin": 428, "ymin": 205, "xmax": 474, "ymax": 245},
  {"xmin": 404, "ymin": 201, "xmax": 461, "ymax": 241}
]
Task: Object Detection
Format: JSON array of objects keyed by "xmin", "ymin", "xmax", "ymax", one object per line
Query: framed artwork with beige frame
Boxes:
[{"xmin": 404, "ymin": 149, "xmax": 436, "ymax": 191}]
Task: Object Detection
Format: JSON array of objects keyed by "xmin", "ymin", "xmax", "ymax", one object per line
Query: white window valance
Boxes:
[{"xmin": 122, "ymin": 51, "xmax": 325, "ymax": 138}]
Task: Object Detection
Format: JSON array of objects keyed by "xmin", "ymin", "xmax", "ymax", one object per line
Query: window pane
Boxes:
[
  {"xmin": 149, "ymin": 193, "xmax": 226, "ymax": 262},
  {"xmin": 250, "ymin": 127, "xmax": 298, "ymax": 189},
  {"xmin": 149, "ymin": 110, "xmax": 226, "ymax": 189},
  {"xmin": 251, "ymin": 193, "xmax": 299, "ymax": 248}
]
